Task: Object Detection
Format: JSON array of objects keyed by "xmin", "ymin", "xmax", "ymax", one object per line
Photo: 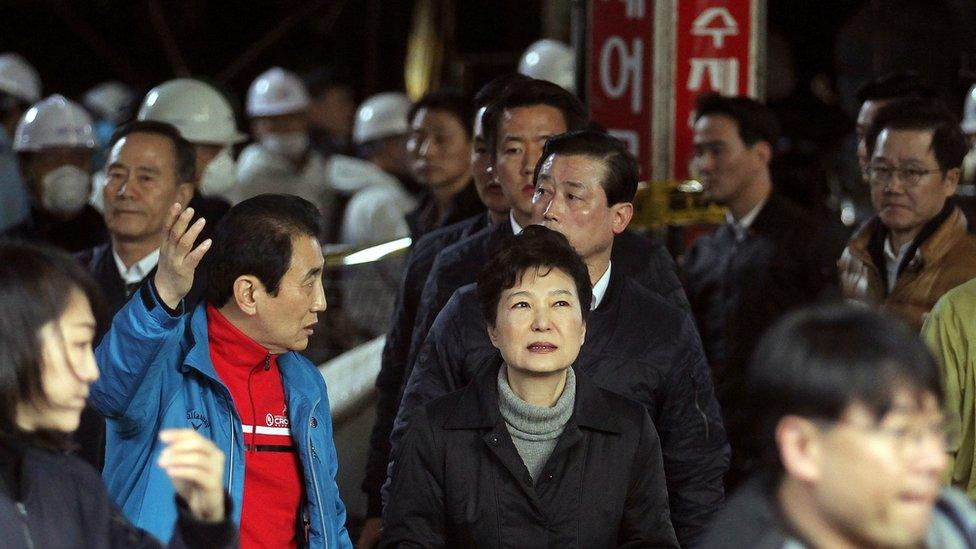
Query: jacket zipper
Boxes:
[
  {"xmin": 306, "ymin": 399, "xmax": 328, "ymax": 549},
  {"xmin": 16, "ymin": 502, "xmax": 35, "ymax": 549}
]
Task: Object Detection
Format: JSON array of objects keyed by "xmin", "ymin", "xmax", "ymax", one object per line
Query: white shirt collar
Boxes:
[
  {"xmin": 883, "ymin": 236, "xmax": 911, "ymax": 291},
  {"xmin": 591, "ymin": 261, "xmax": 612, "ymax": 310},
  {"xmin": 725, "ymin": 196, "xmax": 769, "ymax": 241},
  {"xmin": 113, "ymin": 248, "xmax": 160, "ymax": 284},
  {"xmin": 509, "ymin": 210, "xmax": 524, "ymax": 235}
]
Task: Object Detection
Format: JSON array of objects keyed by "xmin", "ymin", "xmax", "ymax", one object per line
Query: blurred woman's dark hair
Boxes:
[{"xmin": 0, "ymin": 240, "xmax": 106, "ymax": 446}]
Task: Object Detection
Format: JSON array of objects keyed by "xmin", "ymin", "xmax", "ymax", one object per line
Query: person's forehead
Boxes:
[
  {"xmin": 285, "ymin": 234, "xmax": 325, "ymax": 273},
  {"xmin": 501, "ymin": 104, "xmax": 567, "ymax": 133},
  {"xmin": 693, "ymin": 114, "xmax": 741, "ymax": 143},
  {"xmin": 873, "ymin": 128, "xmax": 936, "ymax": 159},
  {"xmin": 843, "ymin": 390, "xmax": 943, "ymax": 422},
  {"xmin": 109, "ymin": 132, "xmax": 177, "ymax": 166},
  {"xmin": 505, "ymin": 266, "xmax": 576, "ymax": 293},
  {"xmin": 412, "ymin": 108, "xmax": 464, "ymax": 132},
  {"xmin": 61, "ymin": 287, "xmax": 96, "ymax": 329},
  {"xmin": 541, "ymin": 153, "xmax": 606, "ymax": 186}
]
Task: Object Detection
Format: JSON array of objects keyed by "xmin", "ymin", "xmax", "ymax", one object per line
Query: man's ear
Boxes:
[
  {"xmin": 943, "ymin": 167, "xmax": 961, "ymax": 197},
  {"xmin": 175, "ymin": 182, "xmax": 195, "ymax": 209},
  {"xmin": 610, "ymin": 202, "xmax": 633, "ymax": 235},
  {"xmin": 232, "ymin": 275, "xmax": 262, "ymax": 316},
  {"xmin": 752, "ymin": 140, "xmax": 773, "ymax": 166},
  {"xmin": 776, "ymin": 416, "xmax": 824, "ymax": 483}
]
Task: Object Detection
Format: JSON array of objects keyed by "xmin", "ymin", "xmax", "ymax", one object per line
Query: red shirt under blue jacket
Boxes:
[{"xmin": 207, "ymin": 304, "xmax": 303, "ymax": 548}]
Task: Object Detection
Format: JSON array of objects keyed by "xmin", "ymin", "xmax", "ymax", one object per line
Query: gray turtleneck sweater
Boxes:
[{"xmin": 497, "ymin": 366, "xmax": 576, "ymax": 482}]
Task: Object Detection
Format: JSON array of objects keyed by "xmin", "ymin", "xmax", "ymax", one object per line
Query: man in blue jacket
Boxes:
[{"xmin": 91, "ymin": 194, "xmax": 352, "ymax": 548}]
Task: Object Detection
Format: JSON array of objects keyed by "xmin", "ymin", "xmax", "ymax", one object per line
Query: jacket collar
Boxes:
[
  {"xmin": 442, "ymin": 362, "xmax": 620, "ymax": 434},
  {"xmin": 848, "ymin": 202, "xmax": 965, "ymax": 289},
  {"xmin": 180, "ymin": 303, "xmax": 317, "ymax": 403}
]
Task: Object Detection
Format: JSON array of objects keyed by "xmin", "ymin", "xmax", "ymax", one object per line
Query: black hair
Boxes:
[
  {"xmin": 302, "ymin": 66, "xmax": 354, "ymax": 99},
  {"xmin": 108, "ymin": 120, "xmax": 196, "ymax": 183},
  {"xmin": 744, "ymin": 304, "xmax": 942, "ymax": 471},
  {"xmin": 473, "ymin": 73, "xmax": 533, "ymax": 110},
  {"xmin": 694, "ymin": 93, "xmax": 781, "ymax": 147},
  {"xmin": 865, "ymin": 97, "xmax": 967, "ymax": 173},
  {"xmin": 408, "ymin": 89, "xmax": 475, "ymax": 137},
  {"xmin": 477, "ymin": 225, "xmax": 592, "ymax": 327},
  {"xmin": 204, "ymin": 194, "xmax": 323, "ymax": 307},
  {"xmin": 482, "ymin": 79, "xmax": 588, "ymax": 160},
  {"xmin": 0, "ymin": 240, "xmax": 106, "ymax": 446},
  {"xmin": 533, "ymin": 130, "xmax": 638, "ymax": 206},
  {"xmin": 856, "ymin": 71, "xmax": 937, "ymax": 105}
]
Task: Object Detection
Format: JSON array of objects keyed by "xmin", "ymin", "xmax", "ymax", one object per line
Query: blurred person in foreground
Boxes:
[
  {"xmin": 839, "ymin": 98, "xmax": 976, "ymax": 330},
  {"xmin": 381, "ymin": 226, "xmax": 677, "ymax": 548},
  {"xmin": 0, "ymin": 240, "xmax": 236, "ymax": 548},
  {"xmin": 700, "ymin": 304, "xmax": 976, "ymax": 548},
  {"xmin": 90, "ymin": 195, "xmax": 351, "ymax": 548}
]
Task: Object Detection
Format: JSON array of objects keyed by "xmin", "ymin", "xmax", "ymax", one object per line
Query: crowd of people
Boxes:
[{"xmin": 2, "ymin": 44, "xmax": 976, "ymax": 548}]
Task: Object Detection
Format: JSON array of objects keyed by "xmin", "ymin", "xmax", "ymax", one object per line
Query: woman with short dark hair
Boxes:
[
  {"xmin": 0, "ymin": 240, "xmax": 236, "ymax": 548},
  {"xmin": 381, "ymin": 225, "xmax": 677, "ymax": 548}
]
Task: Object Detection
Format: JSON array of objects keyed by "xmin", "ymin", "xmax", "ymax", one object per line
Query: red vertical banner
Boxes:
[
  {"xmin": 672, "ymin": 1, "xmax": 761, "ymax": 180},
  {"xmin": 587, "ymin": 0, "xmax": 654, "ymax": 179}
]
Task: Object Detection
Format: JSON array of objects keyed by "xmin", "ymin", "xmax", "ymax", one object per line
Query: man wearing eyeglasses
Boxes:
[
  {"xmin": 839, "ymin": 97, "xmax": 976, "ymax": 331},
  {"xmin": 699, "ymin": 304, "xmax": 976, "ymax": 548}
]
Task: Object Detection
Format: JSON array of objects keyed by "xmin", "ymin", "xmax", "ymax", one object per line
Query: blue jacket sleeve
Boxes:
[{"xmin": 90, "ymin": 281, "xmax": 185, "ymax": 422}]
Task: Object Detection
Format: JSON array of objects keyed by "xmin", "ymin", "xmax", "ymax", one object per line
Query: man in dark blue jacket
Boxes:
[{"xmin": 390, "ymin": 131, "xmax": 728, "ymax": 546}]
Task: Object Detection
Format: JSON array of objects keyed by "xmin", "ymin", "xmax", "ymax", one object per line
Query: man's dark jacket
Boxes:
[
  {"xmin": 391, "ymin": 270, "xmax": 728, "ymax": 547},
  {"xmin": 381, "ymin": 363, "xmax": 679, "ymax": 549},
  {"xmin": 405, "ymin": 182, "xmax": 484, "ymax": 243},
  {"xmin": 682, "ymin": 193, "xmax": 844, "ymax": 447},
  {"xmin": 407, "ymin": 221, "xmax": 691, "ymax": 394},
  {"xmin": 3, "ymin": 204, "xmax": 107, "ymax": 253},
  {"xmin": 361, "ymin": 213, "xmax": 489, "ymax": 517}
]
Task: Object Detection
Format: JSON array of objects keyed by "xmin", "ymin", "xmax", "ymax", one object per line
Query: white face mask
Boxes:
[
  {"xmin": 199, "ymin": 147, "xmax": 236, "ymax": 196},
  {"xmin": 259, "ymin": 132, "xmax": 309, "ymax": 160},
  {"xmin": 41, "ymin": 164, "xmax": 90, "ymax": 216}
]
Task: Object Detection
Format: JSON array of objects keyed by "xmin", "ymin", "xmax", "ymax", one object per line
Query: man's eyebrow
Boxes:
[
  {"xmin": 135, "ymin": 165, "xmax": 162, "ymax": 175},
  {"xmin": 304, "ymin": 266, "xmax": 323, "ymax": 280}
]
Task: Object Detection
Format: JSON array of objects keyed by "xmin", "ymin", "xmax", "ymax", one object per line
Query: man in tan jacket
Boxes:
[{"xmin": 839, "ymin": 98, "xmax": 976, "ymax": 330}]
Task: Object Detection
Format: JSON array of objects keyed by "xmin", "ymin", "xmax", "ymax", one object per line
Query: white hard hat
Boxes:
[
  {"xmin": 353, "ymin": 92, "xmax": 411, "ymax": 145},
  {"xmin": 246, "ymin": 67, "xmax": 310, "ymax": 118},
  {"xmin": 0, "ymin": 53, "xmax": 41, "ymax": 104},
  {"xmin": 963, "ymin": 83, "xmax": 976, "ymax": 134},
  {"xmin": 139, "ymin": 78, "xmax": 247, "ymax": 144},
  {"xmin": 518, "ymin": 39, "xmax": 576, "ymax": 94},
  {"xmin": 83, "ymin": 81, "xmax": 135, "ymax": 125},
  {"xmin": 14, "ymin": 94, "xmax": 96, "ymax": 152}
]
